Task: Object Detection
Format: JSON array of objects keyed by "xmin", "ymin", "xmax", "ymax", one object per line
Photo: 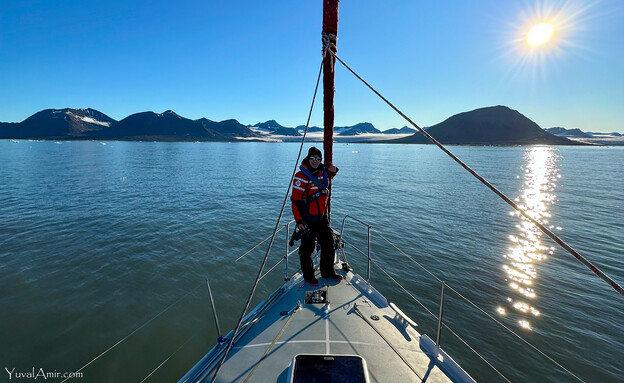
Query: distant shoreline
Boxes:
[
  {"xmin": 3, "ymin": 106, "xmax": 621, "ymax": 146},
  {"xmin": 4, "ymin": 138, "xmax": 623, "ymax": 146}
]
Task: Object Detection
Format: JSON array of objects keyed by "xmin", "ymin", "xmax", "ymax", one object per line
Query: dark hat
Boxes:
[{"xmin": 307, "ymin": 146, "xmax": 322, "ymax": 158}]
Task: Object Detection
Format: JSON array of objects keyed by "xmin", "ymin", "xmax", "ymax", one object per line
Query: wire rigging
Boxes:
[
  {"xmin": 209, "ymin": 54, "xmax": 327, "ymax": 382},
  {"xmin": 234, "ymin": 225, "xmax": 289, "ymax": 262},
  {"xmin": 139, "ymin": 335, "xmax": 194, "ymax": 383},
  {"xmin": 61, "ymin": 283, "xmax": 203, "ymax": 383},
  {"xmin": 201, "ymin": 28, "xmax": 608, "ymax": 383},
  {"xmin": 329, "ymin": 50, "xmax": 623, "ymax": 297},
  {"xmin": 367, "ymin": 227, "xmax": 586, "ymax": 383}
]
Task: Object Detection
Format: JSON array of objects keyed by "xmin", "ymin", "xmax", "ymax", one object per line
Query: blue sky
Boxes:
[{"xmin": 1, "ymin": 0, "xmax": 623, "ymax": 132}]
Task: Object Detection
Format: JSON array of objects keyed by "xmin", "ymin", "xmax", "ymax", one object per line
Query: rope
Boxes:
[
  {"xmin": 321, "ymin": 32, "xmax": 337, "ymax": 55},
  {"xmin": 243, "ymin": 304, "xmax": 300, "ymax": 383},
  {"xmin": 329, "ymin": 50, "xmax": 623, "ymax": 297},
  {"xmin": 61, "ymin": 283, "xmax": 202, "ymax": 383},
  {"xmin": 321, "ymin": 32, "xmax": 337, "ymax": 72},
  {"xmin": 210, "ymin": 54, "xmax": 327, "ymax": 382}
]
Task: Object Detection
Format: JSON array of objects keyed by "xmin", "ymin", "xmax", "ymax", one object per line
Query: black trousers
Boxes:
[{"xmin": 299, "ymin": 217, "xmax": 336, "ymax": 278}]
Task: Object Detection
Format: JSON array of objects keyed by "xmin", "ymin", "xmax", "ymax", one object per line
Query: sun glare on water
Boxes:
[{"xmin": 527, "ymin": 23, "xmax": 554, "ymax": 46}]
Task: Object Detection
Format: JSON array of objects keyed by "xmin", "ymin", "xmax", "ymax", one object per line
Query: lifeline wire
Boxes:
[
  {"xmin": 259, "ymin": 257, "xmax": 284, "ymax": 282},
  {"xmin": 370, "ymin": 258, "xmax": 514, "ymax": 383},
  {"xmin": 330, "ymin": 50, "xmax": 623, "ymax": 297},
  {"xmin": 210, "ymin": 55, "xmax": 326, "ymax": 383},
  {"xmin": 371, "ymin": 228, "xmax": 586, "ymax": 382},
  {"xmin": 61, "ymin": 283, "xmax": 203, "ymax": 383},
  {"xmin": 444, "ymin": 284, "xmax": 586, "ymax": 382},
  {"xmin": 234, "ymin": 224, "xmax": 288, "ymax": 262},
  {"xmin": 139, "ymin": 335, "xmax": 194, "ymax": 383},
  {"xmin": 373, "ymin": 229, "xmax": 442, "ymax": 283}
]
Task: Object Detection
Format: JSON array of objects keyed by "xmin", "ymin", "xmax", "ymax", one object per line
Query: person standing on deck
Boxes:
[{"xmin": 291, "ymin": 147, "xmax": 343, "ymax": 286}]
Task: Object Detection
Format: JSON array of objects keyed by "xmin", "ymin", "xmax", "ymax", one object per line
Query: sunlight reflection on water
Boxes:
[{"xmin": 500, "ymin": 147, "xmax": 560, "ymax": 330}]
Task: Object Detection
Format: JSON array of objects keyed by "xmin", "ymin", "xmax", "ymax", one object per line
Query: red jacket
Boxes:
[{"xmin": 291, "ymin": 162, "xmax": 337, "ymax": 223}]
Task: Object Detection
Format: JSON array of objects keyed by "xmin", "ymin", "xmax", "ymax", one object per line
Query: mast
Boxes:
[
  {"xmin": 322, "ymin": 0, "xmax": 338, "ymax": 222},
  {"xmin": 322, "ymin": 0, "xmax": 339, "ymax": 166}
]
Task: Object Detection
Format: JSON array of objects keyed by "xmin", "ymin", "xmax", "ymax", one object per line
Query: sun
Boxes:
[{"xmin": 527, "ymin": 23, "xmax": 554, "ymax": 46}]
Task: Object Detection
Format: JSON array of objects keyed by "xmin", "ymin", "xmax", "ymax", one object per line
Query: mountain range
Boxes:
[
  {"xmin": 0, "ymin": 109, "xmax": 417, "ymax": 141},
  {"xmin": 546, "ymin": 127, "xmax": 622, "ymax": 138},
  {"xmin": 1, "ymin": 106, "xmax": 618, "ymax": 145},
  {"xmin": 544, "ymin": 126, "xmax": 624, "ymax": 146},
  {"xmin": 0, "ymin": 109, "xmax": 258, "ymax": 141}
]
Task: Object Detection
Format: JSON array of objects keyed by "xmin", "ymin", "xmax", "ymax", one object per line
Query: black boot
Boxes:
[
  {"xmin": 299, "ymin": 253, "xmax": 318, "ymax": 286},
  {"xmin": 321, "ymin": 271, "xmax": 343, "ymax": 282},
  {"xmin": 304, "ymin": 274, "xmax": 319, "ymax": 287}
]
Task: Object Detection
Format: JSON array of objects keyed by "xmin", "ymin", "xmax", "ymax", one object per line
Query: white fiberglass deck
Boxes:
[{"xmin": 180, "ymin": 268, "xmax": 474, "ymax": 383}]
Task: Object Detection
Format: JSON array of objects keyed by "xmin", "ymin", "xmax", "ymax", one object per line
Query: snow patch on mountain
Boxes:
[{"xmin": 80, "ymin": 116, "xmax": 111, "ymax": 127}]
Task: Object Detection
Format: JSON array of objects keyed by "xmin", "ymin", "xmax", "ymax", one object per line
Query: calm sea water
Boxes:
[{"xmin": 0, "ymin": 141, "xmax": 622, "ymax": 382}]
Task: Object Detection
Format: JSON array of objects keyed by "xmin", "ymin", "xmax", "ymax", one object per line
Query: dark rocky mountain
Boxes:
[
  {"xmin": 252, "ymin": 120, "xmax": 300, "ymax": 136},
  {"xmin": 546, "ymin": 127, "xmax": 591, "ymax": 138},
  {"xmin": 101, "ymin": 110, "xmax": 220, "ymax": 140},
  {"xmin": 0, "ymin": 109, "xmax": 261, "ymax": 141},
  {"xmin": 0, "ymin": 122, "xmax": 20, "ymax": 138},
  {"xmin": 337, "ymin": 122, "xmax": 380, "ymax": 136},
  {"xmin": 394, "ymin": 106, "xmax": 582, "ymax": 145},
  {"xmin": 253, "ymin": 120, "xmax": 284, "ymax": 131},
  {"xmin": 383, "ymin": 126, "xmax": 417, "ymax": 134},
  {"xmin": 198, "ymin": 118, "xmax": 258, "ymax": 138},
  {"xmin": 0, "ymin": 108, "xmax": 116, "ymax": 139}
]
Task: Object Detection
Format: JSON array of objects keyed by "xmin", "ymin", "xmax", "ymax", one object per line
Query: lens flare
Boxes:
[
  {"xmin": 495, "ymin": 1, "xmax": 596, "ymax": 87},
  {"xmin": 527, "ymin": 23, "xmax": 554, "ymax": 46}
]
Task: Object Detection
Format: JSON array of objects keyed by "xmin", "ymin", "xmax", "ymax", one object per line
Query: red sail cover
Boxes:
[{"xmin": 322, "ymin": 0, "xmax": 339, "ymax": 167}]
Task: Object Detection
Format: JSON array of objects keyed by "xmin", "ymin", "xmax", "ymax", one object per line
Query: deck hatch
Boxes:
[{"xmin": 289, "ymin": 354, "xmax": 369, "ymax": 382}]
